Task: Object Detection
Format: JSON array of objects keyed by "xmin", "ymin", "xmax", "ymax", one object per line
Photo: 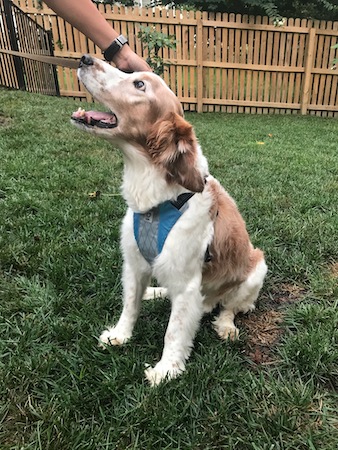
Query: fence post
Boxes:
[
  {"xmin": 301, "ymin": 27, "xmax": 316, "ymax": 115},
  {"xmin": 47, "ymin": 29, "xmax": 60, "ymax": 96},
  {"xmin": 3, "ymin": 0, "xmax": 25, "ymax": 90},
  {"xmin": 196, "ymin": 11, "xmax": 203, "ymax": 112}
]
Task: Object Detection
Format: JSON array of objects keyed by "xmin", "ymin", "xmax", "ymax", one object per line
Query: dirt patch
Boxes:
[
  {"xmin": 237, "ymin": 283, "xmax": 306, "ymax": 366},
  {"xmin": 0, "ymin": 113, "xmax": 12, "ymax": 128},
  {"xmin": 267, "ymin": 283, "xmax": 307, "ymax": 307},
  {"xmin": 237, "ymin": 309, "xmax": 284, "ymax": 365},
  {"xmin": 329, "ymin": 262, "xmax": 338, "ymax": 279}
]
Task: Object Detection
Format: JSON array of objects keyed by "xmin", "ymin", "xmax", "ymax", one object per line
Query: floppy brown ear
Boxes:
[{"xmin": 147, "ymin": 112, "xmax": 205, "ymax": 192}]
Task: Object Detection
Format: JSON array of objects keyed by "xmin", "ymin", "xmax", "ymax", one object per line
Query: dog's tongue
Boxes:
[
  {"xmin": 72, "ymin": 108, "xmax": 117, "ymax": 126},
  {"xmin": 85, "ymin": 111, "xmax": 116, "ymax": 124}
]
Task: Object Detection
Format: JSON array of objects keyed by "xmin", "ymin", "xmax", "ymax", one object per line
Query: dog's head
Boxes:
[
  {"xmin": 71, "ymin": 55, "xmax": 183, "ymax": 142},
  {"xmin": 71, "ymin": 55, "xmax": 206, "ymax": 192}
]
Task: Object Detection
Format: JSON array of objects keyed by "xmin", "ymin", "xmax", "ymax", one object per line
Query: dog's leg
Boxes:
[
  {"xmin": 213, "ymin": 308, "xmax": 239, "ymax": 340},
  {"xmin": 99, "ymin": 262, "xmax": 150, "ymax": 347},
  {"xmin": 144, "ymin": 281, "xmax": 204, "ymax": 386},
  {"xmin": 213, "ymin": 258, "xmax": 267, "ymax": 341}
]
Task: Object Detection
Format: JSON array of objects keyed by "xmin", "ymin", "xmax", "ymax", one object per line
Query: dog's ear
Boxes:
[{"xmin": 147, "ymin": 112, "xmax": 205, "ymax": 192}]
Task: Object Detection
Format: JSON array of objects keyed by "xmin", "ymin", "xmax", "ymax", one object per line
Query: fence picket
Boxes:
[
  {"xmin": 301, "ymin": 28, "xmax": 317, "ymax": 114},
  {"xmin": 195, "ymin": 11, "xmax": 203, "ymax": 112}
]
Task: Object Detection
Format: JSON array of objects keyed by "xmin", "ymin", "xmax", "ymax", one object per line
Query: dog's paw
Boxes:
[
  {"xmin": 144, "ymin": 361, "xmax": 184, "ymax": 387},
  {"xmin": 98, "ymin": 327, "xmax": 131, "ymax": 348},
  {"xmin": 202, "ymin": 302, "xmax": 214, "ymax": 314},
  {"xmin": 143, "ymin": 287, "xmax": 168, "ymax": 300},
  {"xmin": 213, "ymin": 322, "xmax": 239, "ymax": 341}
]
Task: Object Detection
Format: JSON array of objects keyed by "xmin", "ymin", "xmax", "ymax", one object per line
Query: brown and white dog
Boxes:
[{"xmin": 71, "ymin": 55, "xmax": 267, "ymax": 386}]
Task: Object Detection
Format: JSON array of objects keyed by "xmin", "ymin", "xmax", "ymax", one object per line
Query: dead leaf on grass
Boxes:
[
  {"xmin": 0, "ymin": 113, "xmax": 12, "ymax": 127},
  {"xmin": 329, "ymin": 262, "xmax": 338, "ymax": 279}
]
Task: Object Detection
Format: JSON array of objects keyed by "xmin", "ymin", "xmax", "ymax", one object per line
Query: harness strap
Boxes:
[
  {"xmin": 170, "ymin": 192, "xmax": 195, "ymax": 210},
  {"xmin": 133, "ymin": 192, "xmax": 212, "ymax": 265},
  {"xmin": 204, "ymin": 246, "xmax": 212, "ymax": 263}
]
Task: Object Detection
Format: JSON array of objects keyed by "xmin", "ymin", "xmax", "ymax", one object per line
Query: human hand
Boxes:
[{"xmin": 112, "ymin": 45, "xmax": 151, "ymax": 72}]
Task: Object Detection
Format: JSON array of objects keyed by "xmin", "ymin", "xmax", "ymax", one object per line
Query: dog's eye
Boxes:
[{"xmin": 134, "ymin": 80, "xmax": 145, "ymax": 90}]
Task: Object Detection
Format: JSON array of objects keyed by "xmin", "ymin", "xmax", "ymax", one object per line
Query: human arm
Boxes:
[{"xmin": 44, "ymin": 0, "xmax": 151, "ymax": 72}]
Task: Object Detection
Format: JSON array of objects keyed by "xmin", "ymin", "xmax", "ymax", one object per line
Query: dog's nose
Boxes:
[{"xmin": 79, "ymin": 54, "xmax": 94, "ymax": 68}]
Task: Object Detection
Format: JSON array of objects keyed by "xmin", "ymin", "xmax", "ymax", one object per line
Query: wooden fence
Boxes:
[
  {"xmin": 0, "ymin": 0, "xmax": 59, "ymax": 95},
  {"xmin": 5, "ymin": 0, "xmax": 338, "ymax": 115}
]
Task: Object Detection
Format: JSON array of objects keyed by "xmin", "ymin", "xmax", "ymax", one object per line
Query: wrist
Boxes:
[
  {"xmin": 103, "ymin": 35, "xmax": 128, "ymax": 62},
  {"xmin": 111, "ymin": 44, "xmax": 132, "ymax": 66}
]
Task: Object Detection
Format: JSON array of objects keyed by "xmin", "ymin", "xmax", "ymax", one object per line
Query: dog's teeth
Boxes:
[{"xmin": 77, "ymin": 107, "xmax": 86, "ymax": 117}]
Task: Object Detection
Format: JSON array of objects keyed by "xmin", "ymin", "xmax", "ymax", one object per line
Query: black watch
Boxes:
[{"xmin": 103, "ymin": 35, "xmax": 128, "ymax": 62}]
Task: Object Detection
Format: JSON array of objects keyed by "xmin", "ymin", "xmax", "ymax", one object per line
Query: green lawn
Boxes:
[{"xmin": 0, "ymin": 88, "xmax": 337, "ymax": 449}]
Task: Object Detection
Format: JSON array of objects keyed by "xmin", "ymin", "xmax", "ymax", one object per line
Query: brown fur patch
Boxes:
[
  {"xmin": 147, "ymin": 113, "xmax": 205, "ymax": 192},
  {"xmin": 202, "ymin": 179, "xmax": 261, "ymax": 292}
]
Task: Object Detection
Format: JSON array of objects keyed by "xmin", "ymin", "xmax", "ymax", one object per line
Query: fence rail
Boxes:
[
  {"xmin": 0, "ymin": 0, "xmax": 59, "ymax": 95},
  {"xmin": 4, "ymin": 0, "xmax": 338, "ymax": 116}
]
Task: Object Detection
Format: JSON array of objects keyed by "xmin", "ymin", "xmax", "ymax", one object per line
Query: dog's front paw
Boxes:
[
  {"xmin": 213, "ymin": 322, "xmax": 239, "ymax": 341},
  {"xmin": 98, "ymin": 327, "xmax": 131, "ymax": 348},
  {"xmin": 144, "ymin": 361, "xmax": 184, "ymax": 386}
]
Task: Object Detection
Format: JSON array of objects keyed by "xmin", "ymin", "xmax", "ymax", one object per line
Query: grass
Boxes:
[{"xmin": 1, "ymin": 88, "xmax": 337, "ymax": 449}]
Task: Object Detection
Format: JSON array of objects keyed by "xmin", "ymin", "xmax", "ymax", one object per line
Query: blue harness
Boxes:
[{"xmin": 133, "ymin": 193, "xmax": 194, "ymax": 265}]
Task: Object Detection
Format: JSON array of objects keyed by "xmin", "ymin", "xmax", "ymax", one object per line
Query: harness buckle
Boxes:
[{"xmin": 144, "ymin": 211, "xmax": 154, "ymax": 223}]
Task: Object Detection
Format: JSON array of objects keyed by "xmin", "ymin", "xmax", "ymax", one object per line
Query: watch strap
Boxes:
[{"xmin": 103, "ymin": 35, "xmax": 128, "ymax": 61}]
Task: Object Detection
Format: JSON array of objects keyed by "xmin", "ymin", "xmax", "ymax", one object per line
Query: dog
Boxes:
[{"xmin": 71, "ymin": 55, "xmax": 267, "ymax": 386}]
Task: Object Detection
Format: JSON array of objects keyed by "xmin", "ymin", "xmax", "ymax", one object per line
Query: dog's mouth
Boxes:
[{"xmin": 71, "ymin": 107, "xmax": 117, "ymax": 129}]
